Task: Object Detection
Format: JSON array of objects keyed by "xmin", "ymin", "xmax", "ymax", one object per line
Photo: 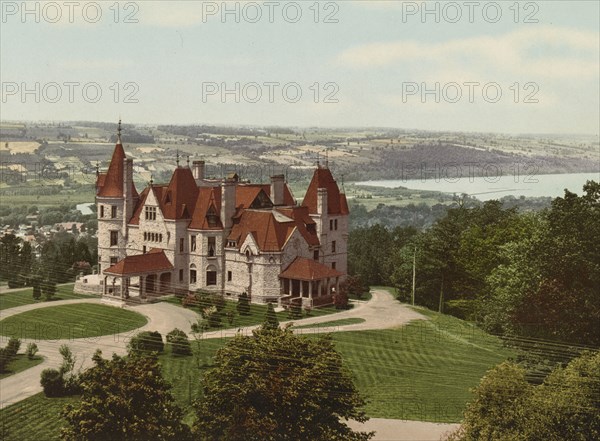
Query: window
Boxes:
[
  {"xmin": 227, "ymin": 240, "xmax": 236, "ymax": 247},
  {"xmin": 110, "ymin": 257, "xmax": 118, "ymax": 266},
  {"xmin": 331, "ymin": 240, "xmax": 336, "ymax": 253},
  {"xmin": 110, "ymin": 231, "xmax": 118, "ymax": 246},
  {"xmin": 313, "ymin": 249, "xmax": 319, "ymax": 260},
  {"xmin": 190, "ymin": 269, "xmax": 197, "ymax": 284},
  {"xmin": 227, "ymin": 271, "xmax": 232, "ymax": 282},
  {"xmin": 191, "ymin": 235, "xmax": 196, "ymax": 252},
  {"xmin": 180, "ymin": 238, "xmax": 184, "ymax": 253},
  {"xmin": 206, "ymin": 270, "xmax": 217, "ymax": 286},
  {"xmin": 143, "ymin": 246, "xmax": 147, "ymax": 254},
  {"xmin": 145, "ymin": 206, "xmax": 156, "ymax": 221},
  {"xmin": 208, "ymin": 237, "xmax": 216, "ymax": 257},
  {"xmin": 179, "ymin": 269, "xmax": 184, "ymax": 282},
  {"xmin": 330, "ymin": 219, "xmax": 333, "ymax": 230},
  {"xmin": 334, "ymin": 219, "xmax": 338, "ymax": 230},
  {"xmin": 332, "ymin": 262, "xmax": 336, "ymax": 270},
  {"xmin": 100, "ymin": 206, "xmax": 104, "ymax": 218},
  {"xmin": 111, "ymin": 205, "xmax": 117, "ymax": 218}
]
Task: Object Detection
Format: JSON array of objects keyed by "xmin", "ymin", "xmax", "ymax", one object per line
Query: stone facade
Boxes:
[{"xmin": 93, "ymin": 134, "xmax": 349, "ymax": 305}]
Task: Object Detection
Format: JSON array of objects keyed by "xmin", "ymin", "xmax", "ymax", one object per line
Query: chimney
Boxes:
[
  {"xmin": 221, "ymin": 178, "xmax": 236, "ymax": 230},
  {"xmin": 270, "ymin": 174, "xmax": 285, "ymax": 206},
  {"xmin": 192, "ymin": 160, "xmax": 205, "ymax": 181},
  {"xmin": 317, "ymin": 188, "xmax": 328, "ymax": 216}
]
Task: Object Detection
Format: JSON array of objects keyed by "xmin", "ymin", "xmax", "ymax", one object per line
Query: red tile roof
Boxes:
[
  {"xmin": 160, "ymin": 167, "xmax": 199, "ymax": 219},
  {"xmin": 302, "ymin": 167, "xmax": 348, "ymax": 215},
  {"xmin": 227, "ymin": 207, "xmax": 319, "ymax": 252},
  {"xmin": 280, "ymin": 257, "xmax": 343, "ymax": 281},
  {"xmin": 97, "ymin": 143, "xmax": 138, "ymax": 198},
  {"xmin": 104, "ymin": 249, "xmax": 173, "ymax": 276},
  {"xmin": 189, "ymin": 186, "xmax": 223, "ymax": 230}
]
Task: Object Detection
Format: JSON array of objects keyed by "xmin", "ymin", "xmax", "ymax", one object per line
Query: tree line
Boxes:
[{"xmin": 349, "ymin": 181, "xmax": 599, "ymax": 349}]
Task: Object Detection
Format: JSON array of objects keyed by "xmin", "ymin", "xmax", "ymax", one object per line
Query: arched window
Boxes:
[
  {"xmin": 190, "ymin": 264, "xmax": 197, "ymax": 284},
  {"xmin": 206, "ymin": 265, "xmax": 217, "ymax": 286}
]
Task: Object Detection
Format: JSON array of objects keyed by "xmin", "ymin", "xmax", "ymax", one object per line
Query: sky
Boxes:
[{"xmin": 1, "ymin": 0, "xmax": 599, "ymax": 135}]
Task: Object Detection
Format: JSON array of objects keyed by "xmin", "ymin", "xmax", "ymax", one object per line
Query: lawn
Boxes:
[
  {"xmin": 0, "ymin": 308, "xmax": 512, "ymax": 438},
  {"xmin": 328, "ymin": 308, "xmax": 514, "ymax": 422},
  {"xmin": 0, "ymin": 393, "xmax": 79, "ymax": 440},
  {"xmin": 0, "ymin": 354, "xmax": 44, "ymax": 380},
  {"xmin": 160, "ymin": 296, "xmax": 342, "ymax": 330},
  {"xmin": 0, "ymin": 284, "xmax": 94, "ymax": 311},
  {"xmin": 293, "ymin": 318, "xmax": 366, "ymax": 329},
  {"xmin": 0, "ymin": 304, "xmax": 148, "ymax": 340}
]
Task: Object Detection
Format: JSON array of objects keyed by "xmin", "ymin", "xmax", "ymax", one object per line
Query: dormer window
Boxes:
[
  {"xmin": 228, "ymin": 240, "xmax": 236, "ymax": 247},
  {"xmin": 206, "ymin": 206, "xmax": 218, "ymax": 228}
]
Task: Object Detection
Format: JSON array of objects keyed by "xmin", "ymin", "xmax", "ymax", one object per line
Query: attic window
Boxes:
[
  {"xmin": 165, "ymin": 192, "xmax": 172, "ymax": 204},
  {"xmin": 206, "ymin": 206, "xmax": 218, "ymax": 227},
  {"xmin": 228, "ymin": 240, "xmax": 236, "ymax": 247}
]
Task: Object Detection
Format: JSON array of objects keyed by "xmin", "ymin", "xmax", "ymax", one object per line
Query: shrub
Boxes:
[
  {"xmin": 182, "ymin": 293, "xmax": 198, "ymax": 308},
  {"xmin": 128, "ymin": 331, "xmax": 164, "ymax": 354},
  {"xmin": 0, "ymin": 348, "xmax": 11, "ymax": 372},
  {"xmin": 288, "ymin": 302, "xmax": 302, "ymax": 319},
  {"xmin": 26, "ymin": 342, "xmax": 39, "ymax": 360},
  {"xmin": 212, "ymin": 294, "xmax": 226, "ymax": 312},
  {"xmin": 202, "ymin": 306, "xmax": 221, "ymax": 328},
  {"xmin": 41, "ymin": 278, "xmax": 57, "ymax": 301},
  {"xmin": 237, "ymin": 292, "xmax": 250, "ymax": 316},
  {"xmin": 40, "ymin": 368, "xmax": 65, "ymax": 397},
  {"xmin": 166, "ymin": 328, "xmax": 187, "ymax": 343},
  {"xmin": 5, "ymin": 337, "xmax": 21, "ymax": 357},
  {"xmin": 263, "ymin": 303, "xmax": 279, "ymax": 330},
  {"xmin": 170, "ymin": 335, "xmax": 192, "ymax": 356},
  {"xmin": 32, "ymin": 282, "xmax": 42, "ymax": 300},
  {"xmin": 226, "ymin": 311, "xmax": 236, "ymax": 325}
]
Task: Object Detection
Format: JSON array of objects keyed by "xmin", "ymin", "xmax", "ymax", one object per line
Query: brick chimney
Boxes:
[{"xmin": 270, "ymin": 174, "xmax": 285, "ymax": 206}]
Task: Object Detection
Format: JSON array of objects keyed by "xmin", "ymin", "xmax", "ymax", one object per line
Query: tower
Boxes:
[{"xmin": 96, "ymin": 120, "xmax": 138, "ymax": 273}]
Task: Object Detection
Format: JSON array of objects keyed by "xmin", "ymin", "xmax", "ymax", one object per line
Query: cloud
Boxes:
[{"xmin": 336, "ymin": 26, "xmax": 599, "ymax": 79}]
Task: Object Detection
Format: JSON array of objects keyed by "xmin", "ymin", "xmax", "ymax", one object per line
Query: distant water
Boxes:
[
  {"xmin": 354, "ymin": 172, "xmax": 599, "ymax": 201},
  {"xmin": 76, "ymin": 203, "xmax": 94, "ymax": 215}
]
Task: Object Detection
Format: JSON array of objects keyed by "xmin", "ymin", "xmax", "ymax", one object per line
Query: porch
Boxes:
[
  {"xmin": 103, "ymin": 249, "xmax": 174, "ymax": 302},
  {"xmin": 279, "ymin": 257, "xmax": 343, "ymax": 308}
]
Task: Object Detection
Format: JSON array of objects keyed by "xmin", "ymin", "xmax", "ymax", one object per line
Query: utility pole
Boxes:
[{"xmin": 411, "ymin": 247, "xmax": 416, "ymax": 306}]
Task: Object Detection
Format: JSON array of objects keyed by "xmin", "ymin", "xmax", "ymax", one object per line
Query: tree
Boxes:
[
  {"xmin": 5, "ymin": 337, "xmax": 21, "ymax": 357},
  {"xmin": 167, "ymin": 328, "xmax": 192, "ymax": 356},
  {"xmin": 41, "ymin": 276, "xmax": 57, "ymax": 301},
  {"xmin": 447, "ymin": 351, "xmax": 600, "ymax": 441},
  {"xmin": 333, "ymin": 287, "xmax": 349, "ymax": 310},
  {"xmin": 31, "ymin": 274, "xmax": 42, "ymax": 300},
  {"xmin": 40, "ymin": 368, "xmax": 65, "ymax": 397},
  {"xmin": 61, "ymin": 351, "xmax": 192, "ymax": 441},
  {"xmin": 263, "ymin": 303, "xmax": 279, "ymax": 330},
  {"xmin": 344, "ymin": 275, "xmax": 367, "ymax": 300},
  {"xmin": 236, "ymin": 292, "xmax": 250, "ymax": 315},
  {"xmin": 193, "ymin": 326, "xmax": 373, "ymax": 441}
]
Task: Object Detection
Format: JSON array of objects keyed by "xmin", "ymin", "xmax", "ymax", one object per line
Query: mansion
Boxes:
[{"xmin": 81, "ymin": 126, "xmax": 349, "ymax": 306}]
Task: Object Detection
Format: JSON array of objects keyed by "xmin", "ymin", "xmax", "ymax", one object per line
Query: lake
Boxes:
[{"xmin": 354, "ymin": 172, "xmax": 599, "ymax": 201}]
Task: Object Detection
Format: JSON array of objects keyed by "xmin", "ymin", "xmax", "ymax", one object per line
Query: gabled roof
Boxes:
[
  {"xmin": 227, "ymin": 207, "xmax": 319, "ymax": 253},
  {"xmin": 280, "ymin": 257, "xmax": 343, "ymax": 281},
  {"xmin": 302, "ymin": 167, "xmax": 348, "ymax": 215},
  {"xmin": 97, "ymin": 143, "xmax": 138, "ymax": 198},
  {"xmin": 160, "ymin": 167, "xmax": 199, "ymax": 220},
  {"xmin": 104, "ymin": 249, "xmax": 173, "ymax": 276},
  {"xmin": 189, "ymin": 187, "xmax": 223, "ymax": 230}
]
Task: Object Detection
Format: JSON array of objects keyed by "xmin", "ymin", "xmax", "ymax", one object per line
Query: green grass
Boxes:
[
  {"xmin": 0, "ymin": 308, "xmax": 512, "ymax": 437},
  {"xmin": 293, "ymin": 318, "xmax": 366, "ymax": 329},
  {"xmin": 160, "ymin": 297, "xmax": 341, "ymax": 330},
  {"xmin": 0, "ymin": 393, "xmax": 79, "ymax": 440},
  {"xmin": 0, "ymin": 304, "xmax": 148, "ymax": 340},
  {"xmin": 328, "ymin": 308, "xmax": 514, "ymax": 422},
  {"xmin": 0, "ymin": 354, "xmax": 44, "ymax": 380},
  {"xmin": 0, "ymin": 284, "xmax": 93, "ymax": 311}
]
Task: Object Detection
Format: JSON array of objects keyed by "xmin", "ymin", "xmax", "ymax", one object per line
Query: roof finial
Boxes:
[
  {"xmin": 186, "ymin": 155, "xmax": 190, "ymax": 167},
  {"xmin": 176, "ymin": 150, "xmax": 180, "ymax": 167},
  {"xmin": 117, "ymin": 118, "xmax": 122, "ymax": 144},
  {"xmin": 325, "ymin": 149, "xmax": 329, "ymax": 168},
  {"xmin": 149, "ymin": 174, "xmax": 154, "ymax": 186},
  {"xmin": 316, "ymin": 152, "xmax": 320, "ymax": 167},
  {"xmin": 95, "ymin": 161, "xmax": 100, "ymax": 176}
]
